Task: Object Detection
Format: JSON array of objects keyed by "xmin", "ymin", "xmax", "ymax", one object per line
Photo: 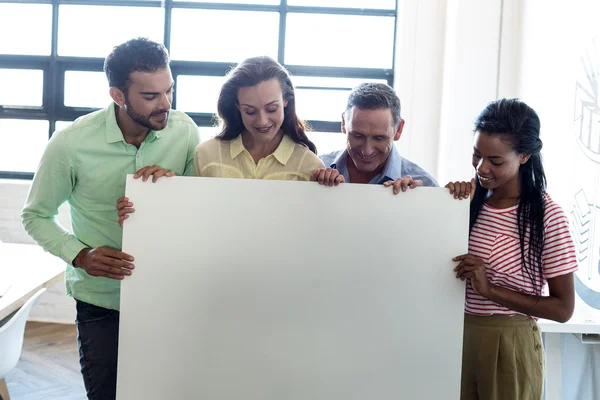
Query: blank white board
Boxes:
[{"xmin": 118, "ymin": 176, "xmax": 469, "ymax": 400}]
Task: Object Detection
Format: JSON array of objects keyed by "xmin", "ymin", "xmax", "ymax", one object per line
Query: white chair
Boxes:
[{"xmin": 0, "ymin": 288, "xmax": 46, "ymax": 400}]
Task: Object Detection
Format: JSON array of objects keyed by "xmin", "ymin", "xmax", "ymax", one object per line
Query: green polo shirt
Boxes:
[{"xmin": 22, "ymin": 103, "xmax": 200, "ymax": 311}]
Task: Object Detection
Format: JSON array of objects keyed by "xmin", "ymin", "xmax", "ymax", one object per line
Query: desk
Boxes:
[
  {"xmin": 0, "ymin": 243, "xmax": 65, "ymax": 400},
  {"xmin": 0, "ymin": 243, "xmax": 65, "ymax": 321},
  {"xmin": 539, "ymin": 304, "xmax": 600, "ymax": 400}
]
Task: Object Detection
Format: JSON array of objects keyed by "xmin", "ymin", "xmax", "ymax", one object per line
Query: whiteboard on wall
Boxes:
[{"xmin": 117, "ymin": 176, "xmax": 469, "ymax": 400}]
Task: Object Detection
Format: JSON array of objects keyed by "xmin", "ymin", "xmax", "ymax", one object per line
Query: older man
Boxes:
[{"xmin": 315, "ymin": 83, "xmax": 438, "ymax": 192}]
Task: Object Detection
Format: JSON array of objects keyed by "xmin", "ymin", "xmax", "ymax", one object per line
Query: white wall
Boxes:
[
  {"xmin": 503, "ymin": 0, "xmax": 600, "ymax": 286},
  {"xmin": 499, "ymin": 2, "xmax": 600, "ymax": 399},
  {"xmin": 394, "ymin": 0, "xmax": 447, "ymax": 178},
  {"xmin": 395, "ymin": 0, "xmax": 505, "ymax": 185},
  {"xmin": 497, "ymin": 0, "xmax": 525, "ymax": 99},
  {"xmin": 502, "ymin": 0, "xmax": 599, "ymax": 205},
  {"xmin": 437, "ymin": 0, "xmax": 504, "ymax": 184}
]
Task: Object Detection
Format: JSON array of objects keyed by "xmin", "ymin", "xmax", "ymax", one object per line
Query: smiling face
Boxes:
[
  {"xmin": 343, "ymin": 107, "xmax": 404, "ymax": 175},
  {"xmin": 119, "ymin": 67, "xmax": 174, "ymax": 131},
  {"xmin": 472, "ymin": 131, "xmax": 530, "ymax": 194},
  {"xmin": 237, "ymin": 78, "xmax": 287, "ymax": 144}
]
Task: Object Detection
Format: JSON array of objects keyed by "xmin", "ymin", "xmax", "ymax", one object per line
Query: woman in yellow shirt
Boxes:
[{"xmin": 194, "ymin": 56, "xmax": 332, "ymax": 182}]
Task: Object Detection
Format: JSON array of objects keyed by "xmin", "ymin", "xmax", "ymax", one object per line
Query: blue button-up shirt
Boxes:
[{"xmin": 320, "ymin": 147, "xmax": 439, "ymax": 187}]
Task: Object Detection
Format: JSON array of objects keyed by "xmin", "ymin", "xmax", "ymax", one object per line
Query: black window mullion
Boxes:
[
  {"xmin": 170, "ymin": 60, "xmax": 230, "ymax": 75},
  {"xmin": 390, "ymin": 0, "xmax": 399, "ymax": 87},
  {"xmin": 0, "ymin": 0, "xmax": 51, "ymax": 3},
  {"xmin": 52, "ymin": 66, "xmax": 66, "ymax": 129},
  {"xmin": 44, "ymin": 67, "xmax": 55, "ymax": 135},
  {"xmin": 187, "ymin": 113, "xmax": 217, "ymax": 127},
  {"xmin": 0, "ymin": 55, "xmax": 48, "ymax": 68},
  {"xmin": 163, "ymin": 0, "xmax": 172, "ymax": 50},
  {"xmin": 164, "ymin": 0, "xmax": 174, "ymax": 108},
  {"xmin": 0, "ymin": 108, "xmax": 48, "ymax": 120},
  {"xmin": 170, "ymin": 1, "xmax": 278, "ymax": 12},
  {"xmin": 47, "ymin": 0, "xmax": 59, "ymax": 137},
  {"xmin": 57, "ymin": 0, "xmax": 163, "ymax": 7},
  {"xmin": 305, "ymin": 120, "xmax": 341, "ymax": 132},
  {"xmin": 0, "ymin": 171, "xmax": 34, "ymax": 179},
  {"xmin": 286, "ymin": 65, "xmax": 393, "ymax": 80},
  {"xmin": 277, "ymin": 0, "xmax": 287, "ymax": 65},
  {"xmin": 286, "ymin": 5, "xmax": 395, "ymax": 17}
]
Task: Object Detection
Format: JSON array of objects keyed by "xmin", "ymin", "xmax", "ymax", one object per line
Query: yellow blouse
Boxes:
[{"xmin": 193, "ymin": 134, "xmax": 324, "ymax": 181}]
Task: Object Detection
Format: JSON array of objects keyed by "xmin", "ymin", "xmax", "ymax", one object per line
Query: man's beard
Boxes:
[{"xmin": 125, "ymin": 103, "xmax": 169, "ymax": 131}]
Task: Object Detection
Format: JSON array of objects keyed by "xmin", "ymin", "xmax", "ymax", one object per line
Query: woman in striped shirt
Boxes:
[{"xmin": 447, "ymin": 98, "xmax": 577, "ymax": 400}]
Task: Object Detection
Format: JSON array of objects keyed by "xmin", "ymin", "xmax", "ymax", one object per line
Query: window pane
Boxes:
[
  {"xmin": 171, "ymin": 9, "xmax": 279, "ymax": 62},
  {"xmin": 0, "ymin": 4, "xmax": 52, "ymax": 55},
  {"xmin": 286, "ymin": 14, "xmax": 395, "ymax": 68},
  {"xmin": 307, "ymin": 131, "xmax": 346, "ymax": 155},
  {"xmin": 287, "ymin": 0, "xmax": 395, "ymax": 9},
  {"xmin": 198, "ymin": 126, "xmax": 219, "ymax": 143},
  {"xmin": 295, "ymin": 76, "xmax": 389, "ymax": 121},
  {"xmin": 55, "ymin": 121, "xmax": 74, "ymax": 133},
  {"xmin": 0, "ymin": 120, "xmax": 49, "ymax": 173},
  {"xmin": 64, "ymin": 71, "xmax": 111, "ymax": 109},
  {"xmin": 296, "ymin": 88, "xmax": 348, "ymax": 122},
  {"xmin": 0, "ymin": 69, "xmax": 44, "ymax": 107},
  {"xmin": 177, "ymin": 75, "xmax": 225, "ymax": 114},
  {"xmin": 175, "ymin": 0, "xmax": 279, "ymax": 3},
  {"xmin": 58, "ymin": 5, "xmax": 164, "ymax": 57}
]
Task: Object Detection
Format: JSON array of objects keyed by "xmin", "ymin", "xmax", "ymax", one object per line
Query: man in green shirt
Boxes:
[{"xmin": 21, "ymin": 37, "xmax": 200, "ymax": 400}]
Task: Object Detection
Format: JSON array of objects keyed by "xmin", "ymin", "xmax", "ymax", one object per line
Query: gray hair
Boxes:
[{"xmin": 344, "ymin": 83, "xmax": 401, "ymax": 126}]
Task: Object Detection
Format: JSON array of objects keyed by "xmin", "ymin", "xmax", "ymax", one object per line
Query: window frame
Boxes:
[{"xmin": 0, "ymin": 0, "xmax": 397, "ymax": 179}]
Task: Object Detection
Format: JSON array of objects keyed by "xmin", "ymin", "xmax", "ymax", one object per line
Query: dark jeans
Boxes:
[{"xmin": 75, "ymin": 300, "xmax": 120, "ymax": 400}]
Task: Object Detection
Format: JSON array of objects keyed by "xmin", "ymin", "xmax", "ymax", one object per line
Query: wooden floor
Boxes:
[{"xmin": 4, "ymin": 322, "xmax": 86, "ymax": 400}]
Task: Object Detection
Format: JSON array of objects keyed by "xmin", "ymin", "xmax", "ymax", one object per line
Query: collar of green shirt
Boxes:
[
  {"xmin": 104, "ymin": 103, "xmax": 162, "ymax": 144},
  {"xmin": 229, "ymin": 134, "xmax": 295, "ymax": 165}
]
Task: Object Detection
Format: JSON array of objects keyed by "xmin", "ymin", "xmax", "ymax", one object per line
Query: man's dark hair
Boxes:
[
  {"xmin": 344, "ymin": 83, "xmax": 402, "ymax": 126},
  {"xmin": 104, "ymin": 37, "xmax": 169, "ymax": 93}
]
